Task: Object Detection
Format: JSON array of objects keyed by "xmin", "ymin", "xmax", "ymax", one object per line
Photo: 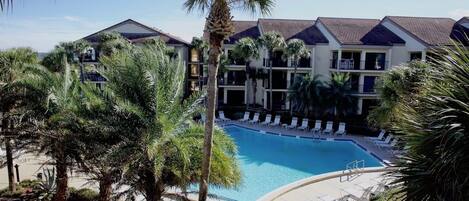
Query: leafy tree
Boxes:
[
  {"xmin": 288, "ymin": 75, "xmax": 323, "ymax": 117},
  {"xmin": 184, "ymin": 1, "xmax": 274, "ymax": 200},
  {"xmin": 97, "ymin": 32, "xmax": 132, "ymax": 57},
  {"xmin": 392, "ymin": 41, "xmax": 469, "ymax": 200},
  {"xmin": 258, "ymin": 31, "xmax": 286, "ymax": 111},
  {"xmin": 0, "ymin": 0, "xmax": 12, "ymax": 11},
  {"xmin": 232, "ymin": 37, "xmax": 260, "ymax": 109},
  {"xmin": 324, "ymin": 72, "xmax": 356, "ymax": 120},
  {"xmin": 284, "ymin": 39, "xmax": 310, "ymax": 81},
  {"xmin": 367, "ymin": 61, "xmax": 428, "ymax": 128},
  {"xmin": 98, "ymin": 43, "xmax": 240, "ymax": 201},
  {"xmin": 0, "ymin": 48, "xmax": 39, "ymax": 192}
]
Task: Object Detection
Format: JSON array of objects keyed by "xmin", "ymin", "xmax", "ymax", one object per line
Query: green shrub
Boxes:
[{"xmin": 68, "ymin": 188, "xmax": 99, "ymax": 201}]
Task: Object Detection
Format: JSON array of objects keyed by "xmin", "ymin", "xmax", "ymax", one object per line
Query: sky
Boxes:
[{"xmin": 0, "ymin": 0, "xmax": 468, "ymax": 52}]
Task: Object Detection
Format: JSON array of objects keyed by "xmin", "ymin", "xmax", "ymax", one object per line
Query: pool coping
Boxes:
[
  {"xmin": 221, "ymin": 123, "xmax": 390, "ymax": 166},
  {"xmin": 256, "ymin": 167, "xmax": 397, "ymax": 201}
]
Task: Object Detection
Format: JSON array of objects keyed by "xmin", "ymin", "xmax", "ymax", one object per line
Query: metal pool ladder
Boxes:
[{"xmin": 341, "ymin": 160, "xmax": 365, "ymax": 182}]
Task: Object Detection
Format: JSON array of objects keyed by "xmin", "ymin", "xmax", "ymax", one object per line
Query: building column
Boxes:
[
  {"xmin": 360, "ymin": 51, "xmax": 366, "ymax": 70},
  {"xmin": 387, "ymin": 49, "xmax": 392, "ymax": 69},
  {"xmin": 286, "ymin": 71, "xmax": 291, "ymax": 88},
  {"xmin": 244, "ymin": 88, "xmax": 248, "ymax": 105},
  {"xmin": 359, "ymin": 75, "xmax": 365, "ymax": 93},
  {"xmin": 311, "ymin": 47, "xmax": 316, "ymax": 76},
  {"xmin": 337, "ymin": 49, "xmax": 342, "ymax": 69},
  {"xmin": 357, "ymin": 98, "xmax": 363, "ymax": 115},
  {"xmin": 263, "ymin": 90, "xmax": 268, "ymax": 109},
  {"xmin": 223, "ymin": 89, "xmax": 228, "ymax": 104},
  {"xmin": 422, "ymin": 50, "xmax": 427, "ymax": 62}
]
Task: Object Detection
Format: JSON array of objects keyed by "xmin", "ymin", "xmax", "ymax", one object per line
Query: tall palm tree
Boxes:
[
  {"xmin": 288, "ymin": 75, "xmax": 323, "ymax": 117},
  {"xmin": 0, "ymin": 48, "xmax": 39, "ymax": 192},
  {"xmin": 98, "ymin": 42, "xmax": 240, "ymax": 201},
  {"xmin": 284, "ymin": 39, "xmax": 310, "ymax": 82},
  {"xmin": 0, "ymin": 0, "xmax": 12, "ymax": 11},
  {"xmin": 324, "ymin": 72, "xmax": 356, "ymax": 120},
  {"xmin": 391, "ymin": 41, "xmax": 469, "ymax": 200},
  {"xmin": 21, "ymin": 57, "xmax": 85, "ymax": 201},
  {"xmin": 183, "ymin": 1, "xmax": 274, "ymax": 200},
  {"xmin": 258, "ymin": 31, "xmax": 286, "ymax": 110},
  {"xmin": 232, "ymin": 37, "xmax": 260, "ymax": 109}
]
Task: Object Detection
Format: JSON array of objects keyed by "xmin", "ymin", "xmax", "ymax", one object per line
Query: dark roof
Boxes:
[
  {"xmin": 385, "ymin": 16, "xmax": 463, "ymax": 46},
  {"xmin": 318, "ymin": 17, "xmax": 405, "ymax": 46},
  {"xmin": 225, "ymin": 21, "xmax": 260, "ymax": 44},
  {"xmin": 82, "ymin": 19, "xmax": 189, "ymax": 45},
  {"xmin": 258, "ymin": 19, "xmax": 328, "ymax": 45}
]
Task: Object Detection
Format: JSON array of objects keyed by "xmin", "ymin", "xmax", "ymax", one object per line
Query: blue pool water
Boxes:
[{"xmin": 208, "ymin": 125, "xmax": 383, "ymax": 201}]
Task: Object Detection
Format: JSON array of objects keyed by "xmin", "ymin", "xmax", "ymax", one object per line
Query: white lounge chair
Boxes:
[
  {"xmin": 311, "ymin": 120, "xmax": 322, "ymax": 134},
  {"xmin": 322, "ymin": 121, "xmax": 333, "ymax": 135},
  {"xmin": 260, "ymin": 114, "xmax": 272, "ymax": 125},
  {"xmin": 238, "ymin": 112, "xmax": 250, "ymax": 122},
  {"xmin": 378, "ymin": 138, "xmax": 398, "ymax": 149},
  {"xmin": 248, "ymin": 113, "xmax": 260, "ymax": 124},
  {"xmin": 218, "ymin": 111, "xmax": 231, "ymax": 121},
  {"xmin": 374, "ymin": 135, "xmax": 393, "ymax": 145},
  {"xmin": 283, "ymin": 117, "xmax": 298, "ymax": 129},
  {"xmin": 297, "ymin": 118, "xmax": 309, "ymax": 130},
  {"xmin": 366, "ymin": 129, "xmax": 386, "ymax": 141},
  {"xmin": 270, "ymin": 115, "xmax": 281, "ymax": 126},
  {"xmin": 335, "ymin": 122, "xmax": 347, "ymax": 135}
]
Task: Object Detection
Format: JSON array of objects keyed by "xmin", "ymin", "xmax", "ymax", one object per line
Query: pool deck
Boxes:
[{"xmin": 219, "ymin": 121, "xmax": 396, "ymax": 165}]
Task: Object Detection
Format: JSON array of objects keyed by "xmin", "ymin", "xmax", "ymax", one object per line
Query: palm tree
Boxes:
[
  {"xmin": 232, "ymin": 37, "xmax": 260, "ymax": 109},
  {"xmin": 284, "ymin": 39, "xmax": 310, "ymax": 82},
  {"xmin": 97, "ymin": 32, "xmax": 132, "ymax": 57},
  {"xmin": 0, "ymin": 0, "xmax": 12, "ymax": 11},
  {"xmin": 0, "ymin": 48, "xmax": 39, "ymax": 192},
  {"xmin": 324, "ymin": 72, "xmax": 356, "ymax": 120},
  {"xmin": 258, "ymin": 31, "xmax": 286, "ymax": 111},
  {"xmin": 21, "ymin": 57, "xmax": 86, "ymax": 201},
  {"xmin": 98, "ymin": 41, "xmax": 240, "ymax": 201},
  {"xmin": 391, "ymin": 41, "xmax": 469, "ymax": 200},
  {"xmin": 367, "ymin": 61, "xmax": 428, "ymax": 128},
  {"xmin": 288, "ymin": 75, "xmax": 323, "ymax": 117},
  {"xmin": 183, "ymin": 1, "xmax": 274, "ymax": 200}
]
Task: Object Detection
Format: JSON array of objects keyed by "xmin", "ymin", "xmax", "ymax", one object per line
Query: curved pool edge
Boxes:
[{"xmin": 257, "ymin": 167, "xmax": 397, "ymax": 201}]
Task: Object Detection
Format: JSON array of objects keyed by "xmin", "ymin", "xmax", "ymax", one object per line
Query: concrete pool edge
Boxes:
[
  {"xmin": 257, "ymin": 167, "xmax": 397, "ymax": 201},
  {"xmin": 221, "ymin": 123, "xmax": 391, "ymax": 166}
]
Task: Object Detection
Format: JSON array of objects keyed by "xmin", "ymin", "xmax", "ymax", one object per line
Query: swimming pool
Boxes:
[{"xmin": 208, "ymin": 125, "xmax": 383, "ymax": 201}]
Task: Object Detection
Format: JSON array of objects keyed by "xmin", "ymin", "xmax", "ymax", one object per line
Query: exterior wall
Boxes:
[
  {"xmin": 107, "ymin": 22, "xmax": 155, "ymax": 34},
  {"xmin": 381, "ymin": 19, "xmax": 427, "ymax": 52},
  {"xmin": 313, "ymin": 44, "xmax": 332, "ymax": 81}
]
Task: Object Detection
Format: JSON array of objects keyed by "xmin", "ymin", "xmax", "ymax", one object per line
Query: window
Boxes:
[
  {"xmin": 410, "ymin": 52, "xmax": 422, "ymax": 61},
  {"xmin": 190, "ymin": 64, "xmax": 199, "ymax": 77},
  {"xmin": 363, "ymin": 76, "xmax": 377, "ymax": 93},
  {"xmin": 365, "ymin": 53, "xmax": 386, "ymax": 70},
  {"xmin": 190, "ymin": 49, "xmax": 199, "ymax": 62}
]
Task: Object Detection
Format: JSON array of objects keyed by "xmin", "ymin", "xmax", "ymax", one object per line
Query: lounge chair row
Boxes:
[
  {"xmin": 223, "ymin": 111, "xmax": 348, "ymax": 136},
  {"xmin": 365, "ymin": 129, "xmax": 401, "ymax": 150}
]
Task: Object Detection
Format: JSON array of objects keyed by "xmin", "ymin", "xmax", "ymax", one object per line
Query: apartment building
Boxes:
[
  {"xmin": 78, "ymin": 17, "xmax": 468, "ymax": 116},
  {"xmin": 79, "ymin": 19, "xmax": 193, "ymax": 91},
  {"xmin": 217, "ymin": 16, "xmax": 469, "ymax": 115}
]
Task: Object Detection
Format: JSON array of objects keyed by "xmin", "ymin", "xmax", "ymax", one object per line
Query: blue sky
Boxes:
[{"xmin": 1, "ymin": 0, "xmax": 468, "ymax": 52}]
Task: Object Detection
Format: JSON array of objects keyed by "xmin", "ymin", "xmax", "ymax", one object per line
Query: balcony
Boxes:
[
  {"xmin": 330, "ymin": 59, "xmax": 360, "ymax": 70},
  {"xmin": 350, "ymin": 84, "xmax": 378, "ymax": 95},
  {"xmin": 218, "ymin": 71, "xmax": 246, "ymax": 86}
]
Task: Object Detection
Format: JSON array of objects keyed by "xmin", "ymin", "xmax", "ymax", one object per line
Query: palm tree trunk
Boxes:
[
  {"xmin": 54, "ymin": 150, "xmax": 68, "ymax": 201},
  {"xmin": 98, "ymin": 172, "xmax": 113, "ymax": 201},
  {"xmin": 5, "ymin": 137, "xmax": 16, "ymax": 192},
  {"xmin": 245, "ymin": 62, "xmax": 251, "ymax": 110},
  {"xmin": 290, "ymin": 62, "xmax": 298, "ymax": 115},
  {"xmin": 199, "ymin": 34, "xmax": 223, "ymax": 201}
]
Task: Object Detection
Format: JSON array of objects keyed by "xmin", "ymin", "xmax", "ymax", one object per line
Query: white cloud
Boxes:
[
  {"xmin": 64, "ymin": 16, "xmax": 81, "ymax": 22},
  {"xmin": 449, "ymin": 9, "xmax": 469, "ymax": 20}
]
